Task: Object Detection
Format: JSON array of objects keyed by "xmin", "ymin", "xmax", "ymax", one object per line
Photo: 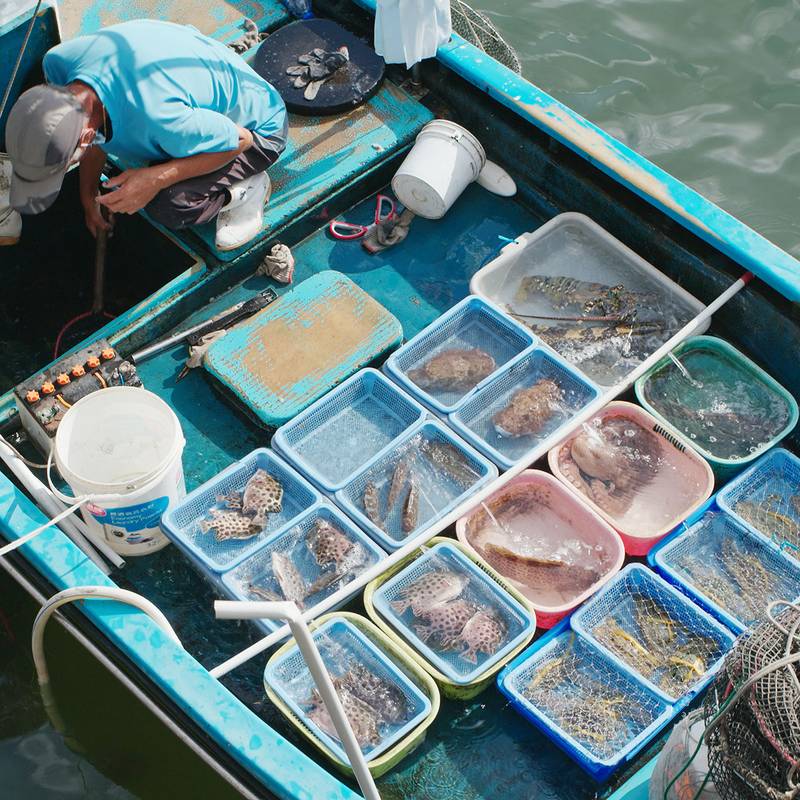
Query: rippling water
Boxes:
[{"xmin": 477, "ymin": 0, "xmax": 800, "ymax": 258}]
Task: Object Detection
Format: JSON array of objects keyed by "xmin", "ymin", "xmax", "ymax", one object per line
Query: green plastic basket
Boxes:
[
  {"xmin": 634, "ymin": 335, "xmax": 799, "ymax": 481},
  {"xmin": 363, "ymin": 537, "xmax": 537, "ymax": 700},
  {"xmin": 264, "ymin": 612, "xmax": 440, "ymax": 778}
]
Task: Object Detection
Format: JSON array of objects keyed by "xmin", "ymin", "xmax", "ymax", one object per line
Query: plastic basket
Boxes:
[
  {"xmin": 634, "ymin": 336, "xmax": 799, "ymax": 480},
  {"xmin": 161, "ymin": 448, "xmax": 320, "ymax": 576},
  {"xmin": 498, "ymin": 631, "xmax": 673, "ymax": 782},
  {"xmin": 384, "ymin": 295, "xmax": 536, "ymax": 414},
  {"xmin": 571, "ymin": 564, "xmax": 736, "ymax": 705},
  {"xmin": 651, "ymin": 510, "xmax": 800, "ymax": 634},
  {"xmin": 335, "ymin": 420, "xmax": 498, "ymax": 552},
  {"xmin": 272, "ymin": 369, "xmax": 427, "ymax": 493},
  {"xmin": 220, "ymin": 502, "xmax": 386, "ymax": 634},
  {"xmin": 548, "ymin": 401, "xmax": 714, "ymax": 556},
  {"xmin": 718, "ymin": 447, "xmax": 800, "ymax": 553},
  {"xmin": 264, "ymin": 613, "xmax": 439, "ymax": 777},
  {"xmin": 364, "ymin": 537, "xmax": 536, "ymax": 698},
  {"xmin": 455, "ymin": 470, "xmax": 625, "ymax": 628},
  {"xmin": 449, "ymin": 347, "xmax": 599, "ymax": 470}
]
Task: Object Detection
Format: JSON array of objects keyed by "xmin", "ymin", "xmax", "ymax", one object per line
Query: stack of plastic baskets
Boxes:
[
  {"xmin": 449, "ymin": 347, "xmax": 599, "ymax": 470},
  {"xmin": 717, "ymin": 447, "xmax": 800, "ymax": 553},
  {"xmin": 335, "ymin": 420, "xmax": 498, "ymax": 551},
  {"xmin": 161, "ymin": 448, "xmax": 320, "ymax": 578},
  {"xmin": 264, "ymin": 612, "xmax": 439, "ymax": 777},
  {"xmin": 571, "ymin": 564, "xmax": 736, "ymax": 705},
  {"xmin": 364, "ymin": 538, "xmax": 536, "ymax": 698},
  {"xmin": 384, "ymin": 295, "xmax": 536, "ymax": 415},
  {"xmin": 650, "ymin": 510, "xmax": 800, "ymax": 634},
  {"xmin": 220, "ymin": 502, "xmax": 386, "ymax": 634},
  {"xmin": 634, "ymin": 336, "xmax": 798, "ymax": 480},
  {"xmin": 272, "ymin": 368, "xmax": 427, "ymax": 493},
  {"xmin": 497, "ymin": 629, "xmax": 673, "ymax": 782}
]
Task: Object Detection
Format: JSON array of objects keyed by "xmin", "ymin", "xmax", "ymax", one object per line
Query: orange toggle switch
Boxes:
[
  {"xmin": 86, "ymin": 356, "xmax": 101, "ymax": 369},
  {"xmin": 71, "ymin": 365, "xmax": 86, "ymax": 378},
  {"xmin": 41, "ymin": 381, "xmax": 55, "ymax": 395},
  {"xmin": 26, "ymin": 390, "xmax": 40, "ymax": 404},
  {"xmin": 100, "ymin": 348, "xmax": 115, "ymax": 361},
  {"xmin": 56, "ymin": 373, "xmax": 70, "ymax": 386}
]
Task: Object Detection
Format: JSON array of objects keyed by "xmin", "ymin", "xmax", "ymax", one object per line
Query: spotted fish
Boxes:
[
  {"xmin": 241, "ymin": 469, "xmax": 283, "ymax": 524},
  {"xmin": 387, "ymin": 457, "xmax": 412, "ymax": 510},
  {"xmin": 199, "ymin": 508, "xmax": 261, "ymax": 541},
  {"xmin": 457, "ymin": 610, "xmax": 506, "ymax": 663},
  {"xmin": 407, "ymin": 348, "xmax": 496, "ymax": 392},
  {"xmin": 272, "ymin": 551, "xmax": 306, "ymax": 607},
  {"xmin": 336, "ymin": 665, "xmax": 408, "ymax": 725},
  {"xmin": 401, "ymin": 482, "xmax": 419, "ymax": 533},
  {"xmin": 390, "ymin": 569, "xmax": 467, "ymax": 616},
  {"xmin": 308, "ymin": 518, "xmax": 354, "ymax": 567},
  {"xmin": 414, "ymin": 599, "xmax": 476, "ymax": 648},
  {"xmin": 306, "ymin": 687, "xmax": 381, "ymax": 748},
  {"xmin": 363, "ymin": 481, "xmax": 383, "ymax": 527},
  {"xmin": 422, "ymin": 440, "xmax": 476, "ymax": 485}
]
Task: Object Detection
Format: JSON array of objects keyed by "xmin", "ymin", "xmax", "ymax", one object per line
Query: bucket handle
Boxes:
[{"xmin": 45, "ymin": 448, "xmax": 129, "ymax": 507}]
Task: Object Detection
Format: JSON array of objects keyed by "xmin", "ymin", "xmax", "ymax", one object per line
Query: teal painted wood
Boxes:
[
  {"xmin": 204, "ymin": 271, "xmax": 403, "ymax": 427},
  {"xmin": 350, "ymin": 0, "xmax": 800, "ymax": 303},
  {"xmin": 606, "ymin": 760, "xmax": 657, "ymax": 800},
  {"xmin": 0, "ymin": 473, "xmax": 360, "ymax": 800}
]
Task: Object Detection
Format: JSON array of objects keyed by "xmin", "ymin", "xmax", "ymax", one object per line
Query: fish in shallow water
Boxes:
[
  {"xmin": 363, "ymin": 480, "xmax": 383, "ymax": 527},
  {"xmin": 407, "ymin": 348, "xmax": 496, "ymax": 392},
  {"xmin": 271, "ymin": 551, "xmax": 306, "ymax": 607},
  {"xmin": 421, "ymin": 440, "xmax": 476, "ymax": 485},
  {"xmin": 199, "ymin": 508, "xmax": 261, "ymax": 541},
  {"xmin": 402, "ymin": 482, "xmax": 420, "ymax": 533},
  {"xmin": 457, "ymin": 610, "xmax": 506, "ymax": 663},
  {"xmin": 336, "ymin": 664, "xmax": 408, "ymax": 724},
  {"xmin": 307, "ymin": 518, "xmax": 354, "ymax": 567},
  {"xmin": 492, "ymin": 379, "xmax": 564, "ymax": 438},
  {"xmin": 242, "ymin": 469, "xmax": 283, "ymax": 524},
  {"xmin": 387, "ymin": 457, "xmax": 411, "ymax": 510},
  {"xmin": 414, "ymin": 599, "xmax": 476, "ymax": 648},
  {"xmin": 390, "ymin": 569, "xmax": 467, "ymax": 616},
  {"xmin": 306, "ymin": 687, "xmax": 381, "ymax": 749}
]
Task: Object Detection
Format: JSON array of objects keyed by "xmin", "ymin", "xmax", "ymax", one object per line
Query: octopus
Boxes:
[
  {"xmin": 407, "ymin": 348, "xmax": 496, "ymax": 392},
  {"xmin": 557, "ymin": 415, "xmax": 661, "ymax": 518},
  {"xmin": 492, "ymin": 379, "xmax": 563, "ymax": 438}
]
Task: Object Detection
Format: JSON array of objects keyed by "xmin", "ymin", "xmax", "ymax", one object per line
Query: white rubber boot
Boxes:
[
  {"xmin": 0, "ymin": 155, "xmax": 21, "ymax": 246},
  {"xmin": 215, "ymin": 172, "xmax": 271, "ymax": 251}
]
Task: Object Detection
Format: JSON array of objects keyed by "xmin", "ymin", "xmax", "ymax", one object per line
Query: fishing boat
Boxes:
[{"xmin": 2, "ymin": 0, "xmax": 799, "ymax": 798}]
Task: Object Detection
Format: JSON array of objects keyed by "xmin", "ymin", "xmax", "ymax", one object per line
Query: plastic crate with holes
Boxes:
[
  {"xmin": 220, "ymin": 503, "xmax": 386, "ymax": 634},
  {"xmin": 498, "ymin": 629, "xmax": 674, "ymax": 781},
  {"xmin": 571, "ymin": 564, "xmax": 736, "ymax": 706},
  {"xmin": 334, "ymin": 420, "xmax": 498, "ymax": 552},
  {"xmin": 448, "ymin": 346, "xmax": 599, "ymax": 470},
  {"xmin": 161, "ymin": 448, "xmax": 320, "ymax": 578},
  {"xmin": 650, "ymin": 510, "xmax": 800, "ymax": 634},
  {"xmin": 368, "ymin": 540, "xmax": 536, "ymax": 687},
  {"xmin": 383, "ymin": 295, "xmax": 536, "ymax": 415},
  {"xmin": 263, "ymin": 613, "xmax": 439, "ymax": 777},
  {"xmin": 271, "ymin": 368, "xmax": 427, "ymax": 493},
  {"xmin": 717, "ymin": 447, "xmax": 800, "ymax": 554}
]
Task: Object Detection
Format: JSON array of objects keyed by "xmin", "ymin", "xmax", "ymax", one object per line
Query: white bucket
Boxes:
[
  {"xmin": 54, "ymin": 387, "xmax": 186, "ymax": 556},
  {"xmin": 392, "ymin": 120, "xmax": 486, "ymax": 219}
]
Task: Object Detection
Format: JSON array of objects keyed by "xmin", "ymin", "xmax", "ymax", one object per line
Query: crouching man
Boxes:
[{"xmin": 5, "ymin": 18, "xmax": 287, "ymax": 251}]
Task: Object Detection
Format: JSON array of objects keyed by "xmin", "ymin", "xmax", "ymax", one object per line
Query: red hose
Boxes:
[{"xmin": 53, "ymin": 310, "xmax": 115, "ymax": 359}]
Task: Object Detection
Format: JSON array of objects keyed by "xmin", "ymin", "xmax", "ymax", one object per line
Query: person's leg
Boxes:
[{"xmin": 145, "ymin": 135, "xmax": 282, "ymax": 229}]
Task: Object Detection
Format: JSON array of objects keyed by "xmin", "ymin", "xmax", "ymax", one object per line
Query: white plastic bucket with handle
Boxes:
[
  {"xmin": 392, "ymin": 120, "xmax": 486, "ymax": 219},
  {"xmin": 53, "ymin": 387, "xmax": 186, "ymax": 556}
]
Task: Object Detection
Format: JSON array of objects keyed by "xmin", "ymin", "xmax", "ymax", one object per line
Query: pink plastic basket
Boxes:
[
  {"xmin": 455, "ymin": 470, "xmax": 625, "ymax": 627},
  {"xmin": 548, "ymin": 401, "xmax": 714, "ymax": 556}
]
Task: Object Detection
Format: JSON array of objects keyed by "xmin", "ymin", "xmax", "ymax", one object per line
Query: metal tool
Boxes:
[{"xmin": 130, "ymin": 288, "xmax": 278, "ymax": 363}]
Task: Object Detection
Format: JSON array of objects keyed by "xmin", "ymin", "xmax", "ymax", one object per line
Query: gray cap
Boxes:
[{"xmin": 5, "ymin": 85, "xmax": 86, "ymax": 214}]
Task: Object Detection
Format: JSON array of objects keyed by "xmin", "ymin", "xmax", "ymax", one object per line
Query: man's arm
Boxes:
[
  {"xmin": 79, "ymin": 145, "xmax": 113, "ymax": 237},
  {"xmin": 98, "ymin": 126, "xmax": 254, "ymax": 215}
]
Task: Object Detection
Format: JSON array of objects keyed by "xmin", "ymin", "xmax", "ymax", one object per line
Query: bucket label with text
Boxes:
[{"xmin": 88, "ymin": 496, "xmax": 170, "ymax": 532}]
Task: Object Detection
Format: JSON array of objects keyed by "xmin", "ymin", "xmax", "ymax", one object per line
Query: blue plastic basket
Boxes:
[
  {"xmin": 572, "ymin": 564, "xmax": 736, "ymax": 704},
  {"xmin": 449, "ymin": 347, "xmax": 599, "ymax": 470},
  {"xmin": 384, "ymin": 295, "xmax": 536, "ymax": 414},
  {"xmin": 272, "ymin": 369, "xmax": 428, "ymax": 493},
  {"xmin": 264, "ymin": 616, "xmax": 432, "ymax": 764},
  {"xmin": 372, "ymin": 541, "xmax": 536, "ymax": 684},
  {"xmin": 651, "ymin": 510, "xmax": 800, "ymax": 634},
  {"xmin": 717, "ymin": 448, "xmax": 800, "ymax": 553},
  {"xmin": 498, "ymin": 631, "xmax": 673, "ymax": 782},
  {"xmin": 334, "ymin": 420, "xmax": 498, "ymax": 551},
  {"xmin": 220, "ymin": 503, "xmax": 386, "ymax": 634},
  {"xmin": 161, "ymin": 448, "xmax": 321, "ymax": 576}
]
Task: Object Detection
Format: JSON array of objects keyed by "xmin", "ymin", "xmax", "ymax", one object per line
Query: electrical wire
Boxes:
[{"xmin": 1, "ymin": 437, "xmax": 48, "ymax": 469}]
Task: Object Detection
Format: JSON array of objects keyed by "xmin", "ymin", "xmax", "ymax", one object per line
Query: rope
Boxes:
[{"xmin": 0, "ymin": 0, "xmax": 45, "ymax": 121}]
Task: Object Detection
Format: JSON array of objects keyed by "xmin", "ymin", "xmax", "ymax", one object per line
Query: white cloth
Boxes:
[{"xmin": 374, "ymin": 0, "xmax": 452, "ymax": 69}]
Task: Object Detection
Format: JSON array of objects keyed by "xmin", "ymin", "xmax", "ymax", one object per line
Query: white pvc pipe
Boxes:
[
  {"xmin": 215, "ymin": 600, "xmax": 381, "ymax": 800},
  {"xmin": 211, "ymin": 272, "xmax": 752, "ymax": 678}
]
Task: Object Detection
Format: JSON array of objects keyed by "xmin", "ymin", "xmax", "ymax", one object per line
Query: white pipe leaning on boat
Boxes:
[
  {"xmin": 215, "ymin": 599, "xmax": 382, "ymax": 800},
  {"xmin": 210, "ymin": 272, "xmax": 754, "ymax": 678}
]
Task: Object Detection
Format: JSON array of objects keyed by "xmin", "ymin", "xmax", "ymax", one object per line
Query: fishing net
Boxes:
[
  {"xmin": 450, "ymin": 0, "xmax": 522, "ymax": 74},
  {"xmin": 703, "ymin": 601, "xmax": 800, "ymax": 800}
]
